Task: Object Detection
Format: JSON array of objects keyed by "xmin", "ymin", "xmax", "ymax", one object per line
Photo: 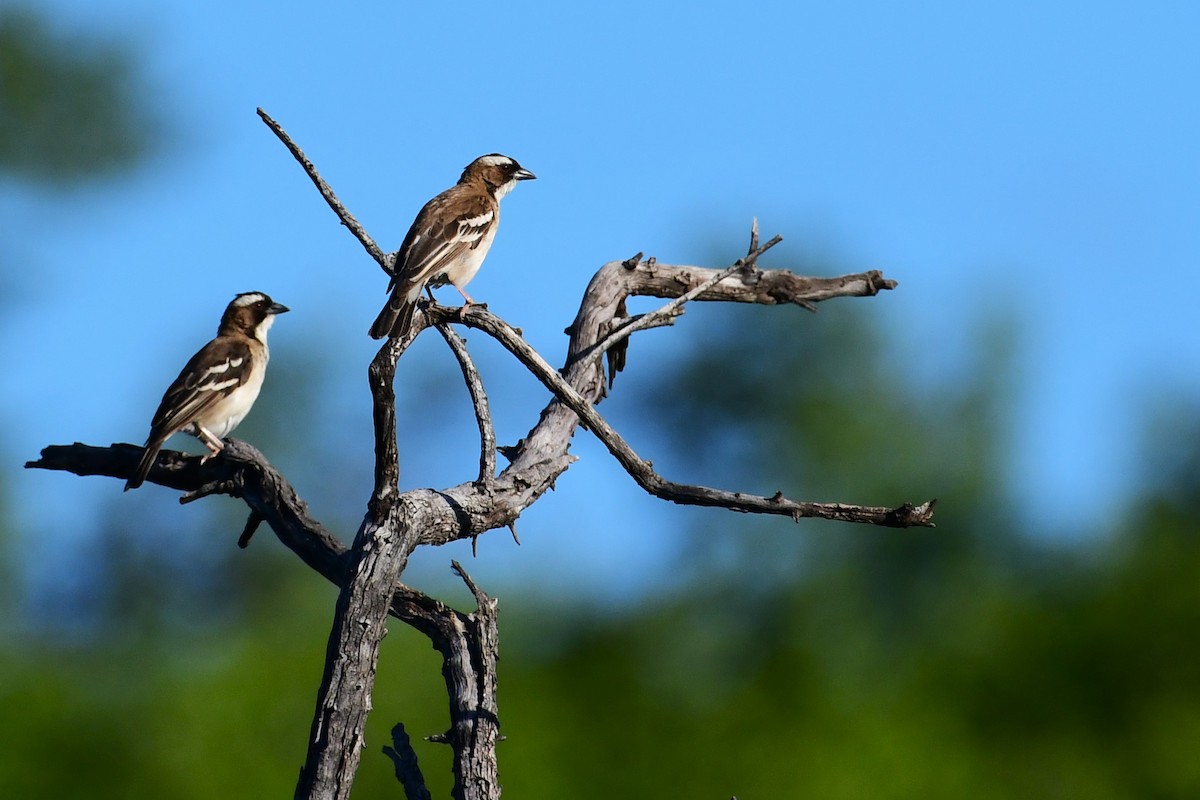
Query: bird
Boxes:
[
  {"xmin": 124, "ymin": 291, "xmax": 289, "ymax": 491},
  {"xmin": 369, "ymin": 153, "xmax": 536, "ymax": 340}
]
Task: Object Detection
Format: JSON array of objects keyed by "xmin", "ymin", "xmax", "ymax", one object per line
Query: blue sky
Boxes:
[{"xmin": 5, "ymin": 1, "xmax": 1199, "ymax": 602}]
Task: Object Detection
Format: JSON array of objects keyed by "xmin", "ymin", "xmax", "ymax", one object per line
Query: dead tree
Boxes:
[{"xmin": 26, "ymin": 109, "xmax": 937, "ymax": 800}]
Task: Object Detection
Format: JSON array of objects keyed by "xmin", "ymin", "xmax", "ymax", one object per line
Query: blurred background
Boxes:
[{"xmin": 3, "ymin": 1, "xmax": 1198, "ymax": 797}]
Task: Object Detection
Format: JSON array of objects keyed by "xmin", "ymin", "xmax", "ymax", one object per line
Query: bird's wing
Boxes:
[
  {"xmin": 149, "ymin": 337, "xmax": 255, "ymax": 438},
  {"xmin": 389, "ymin": 189, "xmax": 495, "ymax": 292}
]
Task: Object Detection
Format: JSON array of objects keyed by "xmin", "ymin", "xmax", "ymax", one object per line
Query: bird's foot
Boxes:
[{"xmin": 195, "ymin": 425, "xmax": 226, "ymax": 462}]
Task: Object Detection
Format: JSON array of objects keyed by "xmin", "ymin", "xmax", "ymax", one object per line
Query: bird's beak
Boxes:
[
  {"xmin": 515, "ymin": 168, "xmax": 537, "ymax": 181},
  {"xmin": 270, "ymin": 303, "xmax": 290, "ymax": 315}
]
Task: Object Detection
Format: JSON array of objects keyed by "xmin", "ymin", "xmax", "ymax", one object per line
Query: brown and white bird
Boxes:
[
  {"xmin": 125, "ymin": 292, "xmax": 289, "ymax": 491},
  {"xmin": 369, "ymin": 153, "xmax": 536, "ymax": 340}
]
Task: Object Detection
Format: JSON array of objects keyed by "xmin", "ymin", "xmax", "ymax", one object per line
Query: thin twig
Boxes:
[
  {"xmin": 256, "ymin": 107, "xmax": 393, "ymax": 273},
  {"xmin": 435, "ymin": 325, "xmax": 497, "ymax": 487},
  {"xmin": 451, "ymin": 559, "xmax": 486, "ymax": 604},
  {"xmin": 238, "ymin": 510, "xmax": 264, "ymax": 548},
  {"xmin": 592, "ymin": 231, "xmax": 782, "ymax": 359},
  {"xmin": 432, "ymin": 304, "xmax": 937, "ymax": 528},
  {"xmin": 382, "ymin": 724, "xmax": 433, "ymax": 800}
]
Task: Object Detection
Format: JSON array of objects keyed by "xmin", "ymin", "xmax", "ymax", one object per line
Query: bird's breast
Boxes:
[
  {"xmin": 197, "ymin": 353, "xmax": 267, "ymax": 438},
  {"xmin": 438, "ymin": 222, "xmax": 498, "ymax": 289}
]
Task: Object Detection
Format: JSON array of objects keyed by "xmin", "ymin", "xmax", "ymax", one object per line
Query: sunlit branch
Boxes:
[
  {"xmin": 28, "ymin": 108, "xmax": 938, "ymax": 800},
  {"xmin": 256, "ymin": 107, "xmax": 393, "ymax": 275},
  {"xmin": 435, "ymin": 322, "xmax": 497, "ymax": 487}
]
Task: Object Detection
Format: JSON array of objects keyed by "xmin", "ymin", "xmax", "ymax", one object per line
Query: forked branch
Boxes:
[{"xmin": 27, "ymin": 111, "xmax": 938, "ymax": 800}]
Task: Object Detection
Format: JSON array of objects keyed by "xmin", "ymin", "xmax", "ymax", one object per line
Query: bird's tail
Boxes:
[
  {"xmin": 369, "ymin": 283, "xmax": 419, "ymax": 340},
  {"xmin": 125, "ymin": 436, "xmax": 166, "ymax": 491}
]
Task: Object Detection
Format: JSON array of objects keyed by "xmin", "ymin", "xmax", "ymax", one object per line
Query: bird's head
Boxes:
[
  {"xmin": 220, "ymin": 291, "xmax": 290, "ymax": 342},
  {"xmin": 461, "ymin": 154, "xmax": 536, "ymax": 199}
]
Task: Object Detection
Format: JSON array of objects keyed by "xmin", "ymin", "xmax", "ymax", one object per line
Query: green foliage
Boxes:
[
  {"xmin": 5, "ymin": 293, "xmax": 1198, "ymax": 797},
  {"xmin": 0, "ymin": 571, "xmax": 460, "ymax": 799},
  {"xmin": 496, "ymin": 514, "xmax": 1200, "ymax": 798},
  {"xmin": 0, "ymin": 6, "xmax": 154, "ymax": 185},
  {"xmin": 489, "ymin": 303, "xmax": 1200, "ymax": 798}
]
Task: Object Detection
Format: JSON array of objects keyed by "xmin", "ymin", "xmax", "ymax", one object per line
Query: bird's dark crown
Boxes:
[
  {"xmin": 460, "ymin": 154, "xmax": 535, "ymax": 191},
  {"xmin": 219, "ymin": 291, "xmax": 289, "ymax": 337}
]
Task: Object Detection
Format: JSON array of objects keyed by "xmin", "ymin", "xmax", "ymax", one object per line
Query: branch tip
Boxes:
[
  {"xmin": 180, "ymin": 482, "xmax": 220, "ymax": 504},
  {"xmin": 451, "ymin": 560, "xmax": 491, "ymax": 609},
  {"xmin": 382, "ymin": 723, "xmax": 432, "ymax": 800},
  {"xmin": 238, "ymin": 511, "xmax": 264, "ymax": 548},
  {"xmin": 257, "ymin": 107, "xmax": 389, "ymax": 270}
]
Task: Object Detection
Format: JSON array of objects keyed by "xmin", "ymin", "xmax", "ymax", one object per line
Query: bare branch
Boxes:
[
  {"xmin": 30, "ymin": 111, "xmax": 939, "ymax": 800},
  {"xmin": 437, "ymin": 561, "xmax": 502, "ymax": 800},
  {"xmin": 23, "ymin": 438, "xmax": 437, "ymax": 800},
  {"xmin": 249, "ymin": 109, "xmax": 929, "ymax": 536},
  {"xmin": 28, "ymin": 440, "xmax": 354, "ymax": 581},
  {"xmin": 256, "ymin": 107, "xmax": 393, "ymax": 274},
  {"xmin": 591, "ymin": 229, "xmax": 783, "ymax": 363},
  {"xmin": 295, "ymin": 499, "xmax": 416, "ymax": 800},
  {"xmin": 28, "ymin": 248, "xmax": 931, "ymax": 560},
  {"xmin": 382, "ymin": 724, "xmax": 433, "ymax": 800},
  {"xmin": 435, "ymin": 323, "xmax": 497, "ymax": 487},
  {"xmin": 238, "ymin": 510, "xmax": 264, "ymax": 549},
  {"xmin": 293, "ymin": 318, "xmax": 426, "ymax": 799},
  {"xmin": 422, "ymin": 304, "xmax": 936, "ymax": 528},
  {"xmin": 368, "ymin": 336, "xmax": 408, "ymax": 504},
  {"xmin": 24, "ymin": 440, "xmax": 531, "ymax": 638}
]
